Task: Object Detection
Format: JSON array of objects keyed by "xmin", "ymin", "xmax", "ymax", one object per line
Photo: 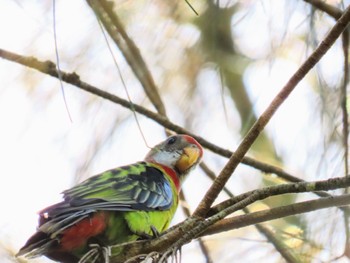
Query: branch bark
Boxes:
[{"xmin": 202, "ymin": 193, "xmax": 350, "ymax": 236}]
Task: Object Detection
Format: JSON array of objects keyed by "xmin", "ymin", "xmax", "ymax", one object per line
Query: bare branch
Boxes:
[
  {"xmin": 193, "ymin": 4, "xmax": 350, "ymax": 218},
  {"xmin": 200, "ymin": 162, "xmax": 301, "ymax": 262},
  {"xmin": 110, "ymin": 175, "xmax": 350, "ymax": 262},
  {"xmin": 164, "ymin": 176, "xmax": 350, "ymax": 257},
  {"xmin": 202, "ymin": 193, "xmax": 350, "ymax": 237}
]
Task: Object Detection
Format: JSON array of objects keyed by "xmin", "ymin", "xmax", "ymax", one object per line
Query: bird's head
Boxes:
[{"xmin": 145, "ymin": 134, "xmax": 203, "ymax": 182}]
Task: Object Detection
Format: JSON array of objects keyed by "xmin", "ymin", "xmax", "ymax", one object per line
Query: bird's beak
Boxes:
[{"xmin": 176, "ymin": 146, "xmax": 201, "ymax": 173}]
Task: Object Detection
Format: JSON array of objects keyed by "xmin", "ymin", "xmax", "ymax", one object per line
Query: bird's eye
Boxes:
[{"xmin": 167, "ymin": 136, "xmax": 177, "ymax": 145}]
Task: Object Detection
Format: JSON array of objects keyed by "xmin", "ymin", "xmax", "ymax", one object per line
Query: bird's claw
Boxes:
[
  {"xmin": 150, "ymin": 225, "xmax": 160, "ymax": 238},
  {"xmin": 78, "ymin": 243, "xmax": 111, "ymax": 263},
  {"xmin": 137, "ymin": 225, "xmax": 160, "ymax": 240}
]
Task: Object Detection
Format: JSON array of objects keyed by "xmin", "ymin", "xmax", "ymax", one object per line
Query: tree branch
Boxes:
[
  {"xmin": 162, "ymin": 176, "xmax": 350, "ymax": 259},
  {"xmin": 200, "ymin": 162, "xmax": 301, "ymax": 263},
  {"xmin": 109, "ymin": 175, "xmax": 350, "ymax": 262},
  {"xmin": 201, "ymin": 193, "xmax": 350, "ymax": 237},
  {"xmin": 193, "ymin": 4, "xmax": 350, "ymax": 218},
  {"xmin": 0, "ymin": 49, "xmax": 307, "ymax": 184}
]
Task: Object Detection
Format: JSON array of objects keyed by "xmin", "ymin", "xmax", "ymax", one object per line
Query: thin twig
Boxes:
[
  {"xmin": 96, "ymin": 18, "xmax": 151, "ymax": 148},
  {"xmin": 52, "ymin": 0, "xmax": 72, "ymax": 122},
  {"xmin": 184, "ymin": 0, "xmax": 199, "ymax": 16},
  {"xmin": 87, "ymin": 0, "xmax": 167, "ymax": 116}
]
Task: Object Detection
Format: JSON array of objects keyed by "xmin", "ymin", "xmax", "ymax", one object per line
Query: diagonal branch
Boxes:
[
  {"xmin": 0, "ymin": 46, "xmax": 305, "ymax": 262},
  {"xmin": 192, "ymin": 3, "xmax": 350, "ymax": 218},
  {"xmin": 161, "ymin": 176, "xmax": 350, "ymax": 260}
]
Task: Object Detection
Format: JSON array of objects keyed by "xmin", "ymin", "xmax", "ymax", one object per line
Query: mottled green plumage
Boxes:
[{"xmin": 17, "ymin": 135, "xmax": 202, "ymax": 263}]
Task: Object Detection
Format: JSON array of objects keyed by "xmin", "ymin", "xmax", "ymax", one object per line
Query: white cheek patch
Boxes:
[{"xmin": 153, "ymin": 151, "xmax": 180, "ymax": 167}]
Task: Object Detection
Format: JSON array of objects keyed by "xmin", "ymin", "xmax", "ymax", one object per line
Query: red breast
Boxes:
[{"xmin": 60, "ymin": 212, "xmax": 107, "ymax": 251}]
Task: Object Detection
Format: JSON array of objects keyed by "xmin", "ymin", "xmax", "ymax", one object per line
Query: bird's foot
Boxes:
[
  {"xmin": 79, "ymin": 244, "xmax": 111, "ymax": 263},
  {"xmin": 137, "ymin": 225, "xmax": 160, "ymax": 240},
  {"xmin": 150, "ymin": 225, "xmax": 160, "ymax": 238},
  {"xmin": 159, "ymin": 246, "xmax": 182, "ymax": 263}
]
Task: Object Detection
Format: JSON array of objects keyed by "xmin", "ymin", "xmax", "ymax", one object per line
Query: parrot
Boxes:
[{"xmin": 16, "ymin": 134, "xmax": 203, "ymax": 263}]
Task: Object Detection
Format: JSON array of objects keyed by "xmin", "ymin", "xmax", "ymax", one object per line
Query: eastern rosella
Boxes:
[{"xmin": 17, "ymin": 134, "xmax": 203, "ymax": 262}]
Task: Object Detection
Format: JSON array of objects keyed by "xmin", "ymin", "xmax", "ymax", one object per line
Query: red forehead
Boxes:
[{"xmin": 181, "ymin": 135, "xmax": 203, "ymax": 156}]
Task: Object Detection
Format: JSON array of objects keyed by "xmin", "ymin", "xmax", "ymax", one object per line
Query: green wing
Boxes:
[
  {"xmin": 65, "ymin": 162, "xmax": 172, "ymax": 209},
  {"xmin": 38, "ymin": 162, "xmax": 174, "ymax": 234}
]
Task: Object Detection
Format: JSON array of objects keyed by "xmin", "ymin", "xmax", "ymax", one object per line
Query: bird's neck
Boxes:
[{"xmin": 152, "ymin": 162, "xmax": 180, "ymax": 192}]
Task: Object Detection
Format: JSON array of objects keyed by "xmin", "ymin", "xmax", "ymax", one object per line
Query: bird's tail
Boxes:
[{"xmin": 16, "ymin": 231, "xmax": 55, "ymax": 258}]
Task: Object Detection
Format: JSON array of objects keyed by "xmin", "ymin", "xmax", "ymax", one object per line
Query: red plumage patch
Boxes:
[
  {"xmin": 60, "ymin": 212, "xmax": 107, "ymax": 251},
  {"xmin": 156, "ymin": 163, "xmax": 180, "ymax": 192}
]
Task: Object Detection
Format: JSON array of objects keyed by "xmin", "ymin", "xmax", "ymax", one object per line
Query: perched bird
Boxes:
[{"xmin": 17, "ymin": 134, "xmax": 203, "ymax": 263}]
